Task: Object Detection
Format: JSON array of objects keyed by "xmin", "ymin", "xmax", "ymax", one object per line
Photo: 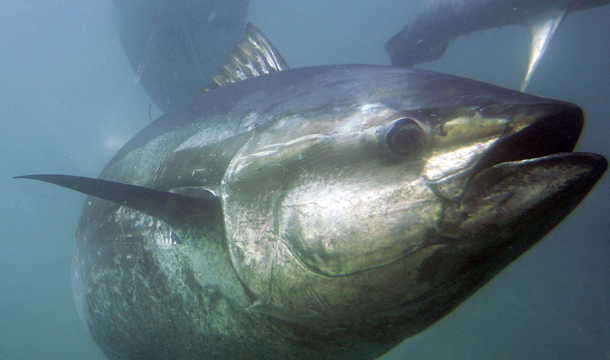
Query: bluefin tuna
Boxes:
[
  {"xmin": 385, "ymin": 0, "xmax": 610, "ymax": 91},
  {"xmin": 17, "ymin": 25, "xmax": 606, "ymax": 360},
  {"xmin": 111, "ymin": 0, "xmax": 249, "ymax": 111}
]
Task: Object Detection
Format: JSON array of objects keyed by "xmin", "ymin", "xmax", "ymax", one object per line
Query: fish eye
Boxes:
[{"xmin": 383, "ymin": 117, "xmax": 426, "ymax": 157}]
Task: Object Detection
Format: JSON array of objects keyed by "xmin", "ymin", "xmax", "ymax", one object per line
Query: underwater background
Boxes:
[{"xmin": 1, "ymin": 1, "xmax": 609, "ymax": 359}]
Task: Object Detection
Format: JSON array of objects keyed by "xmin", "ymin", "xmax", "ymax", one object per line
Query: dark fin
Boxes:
[
  {"xmin": 385, "ymin": 24, "xmax": 415, "ymax": 67},
  {"xmin": 385, "ymin": 24, "xmax": 450, "ymax": 67},
  {"xmin": 15, "ymin": 174, "xmax": 221, "ymax": 234},
  {"xmin": 203, "ymin": 23, "xmax": 289, "ymax": 92}
]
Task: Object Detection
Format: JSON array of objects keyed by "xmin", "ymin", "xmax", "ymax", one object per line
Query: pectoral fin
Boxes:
[{"xmin": 15, "ymin": 174, "xmax": 221, "ymax": 236}]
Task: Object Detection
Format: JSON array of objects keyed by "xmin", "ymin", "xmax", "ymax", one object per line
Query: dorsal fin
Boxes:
[
  {"xmin": 203, "ymin": 23, "xmax": 290, "ymax": 92},
  {"xmin": 15, "ymin": 174, "xmax": 221, "ymax": 236}
]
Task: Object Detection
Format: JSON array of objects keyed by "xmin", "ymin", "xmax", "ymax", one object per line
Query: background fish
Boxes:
[
  {"xmin": 111, "ymin": 0, "xmax": 249, "ymax": 111},
  {"xmin": 386, "ymin": 0, "xmax": 610, "ymax": 90}
]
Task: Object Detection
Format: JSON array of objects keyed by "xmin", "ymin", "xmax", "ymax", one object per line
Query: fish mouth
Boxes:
[
  {"xmin": 469, "ymin": 102, "xmax": 585, "ymax": 177},
  {"xmin": 460, "ymin": 100, "xmax": 607, "ymax": 207}
]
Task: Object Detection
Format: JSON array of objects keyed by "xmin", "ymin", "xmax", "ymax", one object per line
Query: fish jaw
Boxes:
[
  {"xmin": 428, "ymin": 152, "xmax": 606, "ymax": 299},
  {"xmin": 446, "ymin": 152, "xmax": 607, "ymax": 237}
]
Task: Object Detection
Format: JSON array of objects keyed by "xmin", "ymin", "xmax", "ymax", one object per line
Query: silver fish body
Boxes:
[{"xmin": 21, "ymin": 65, "xmax": 607, "ymax": 359}]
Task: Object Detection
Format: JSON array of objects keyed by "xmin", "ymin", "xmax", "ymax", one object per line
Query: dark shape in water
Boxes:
[
  {"xmin": 385, "ymin": 0, "xmax": 610, "ymax": 91},
  {"xmin": 111, "ymin": 0, "xmax": 249, "ymax": 111}
]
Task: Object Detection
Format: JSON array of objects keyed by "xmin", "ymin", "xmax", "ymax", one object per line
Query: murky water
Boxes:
[{"xmin": 1, "ymin": 1, "xmax": 608, "ymax": 359}]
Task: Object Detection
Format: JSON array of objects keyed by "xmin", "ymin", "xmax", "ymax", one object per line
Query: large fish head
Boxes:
[{"xmin": 220, "ymin": 70, "xmax": 606, "ymax": 331}]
